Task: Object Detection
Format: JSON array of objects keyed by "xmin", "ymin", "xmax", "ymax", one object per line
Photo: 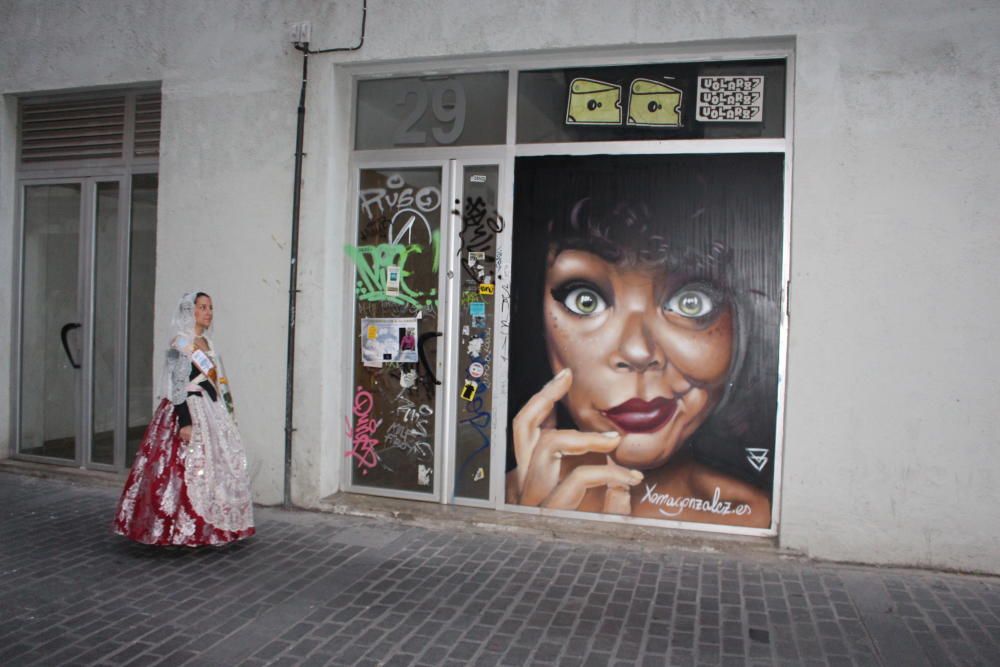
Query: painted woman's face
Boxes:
[{"xmin": 543, "ymin": 249, "xmax": 734, "ymax": 469}]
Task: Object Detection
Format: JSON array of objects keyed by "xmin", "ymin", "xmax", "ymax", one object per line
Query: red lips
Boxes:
[{"xmin": 603, "ymin": 397, "xmax": 678, "ymax": 433}]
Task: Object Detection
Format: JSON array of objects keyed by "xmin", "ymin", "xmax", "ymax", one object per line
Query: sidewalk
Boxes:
[{"xmin": 1, "ymin": 471, "xmax": 998, "ymax": 667}]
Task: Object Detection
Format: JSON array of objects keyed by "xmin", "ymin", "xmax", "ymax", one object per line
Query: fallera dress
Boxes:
[{"xmin": 113, "ymin": 292, "xmax": 255, "ymax": 546}]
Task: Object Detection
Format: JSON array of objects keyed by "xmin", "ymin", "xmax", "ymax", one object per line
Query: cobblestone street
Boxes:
[{"xmin": 1, "ymin": 471, "xmax": 998, "ymax": 666}]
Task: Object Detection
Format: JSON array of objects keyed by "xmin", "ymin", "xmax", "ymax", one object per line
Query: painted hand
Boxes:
[{"xmin": 511, "ymin": 368, "xmax": 643, "ymax": 514}]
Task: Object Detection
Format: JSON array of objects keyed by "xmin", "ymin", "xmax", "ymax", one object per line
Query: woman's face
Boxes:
[
  {"xmin": 194, "ymin": 295, "xmax": 213, "ymax": 332},
  {"xmin": 543, "ymin": 249, "xmax": 734, "ymax": 469}
]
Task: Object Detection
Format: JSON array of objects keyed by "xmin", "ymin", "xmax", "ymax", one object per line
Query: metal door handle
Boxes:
[
  {"xmin": 417, "ymin": 331, "xmax": 442, "ymax": 385},
  {"xmin": 60, "ymin": 322, "xmax": 82, "ymax": 369}
]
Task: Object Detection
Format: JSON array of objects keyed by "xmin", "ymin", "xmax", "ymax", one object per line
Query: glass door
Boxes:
[
  {"xmin": 15, "ymin": 175, "xmax": 158, "ymax": 470},
  {"xmin": 125, "ymin": 174, "xmax": 159, "ymax": 466},
  {"xmin": 18, "ymin": 183, "xmax": 84, "ymax": 462},
  {"xmin": 447, "ymin": 163, "xmax": 503, "ymax": 504},
  {"xmin": 344, "ymin": 160, "xmax": 510, "ymax": 505},
  {"xmin": 345, "ymin": 165, "xmax": 447, "ymax": 497},
  {"xmin": 90, "ymin": 181, "xmax": 122, "ymax": 465}
]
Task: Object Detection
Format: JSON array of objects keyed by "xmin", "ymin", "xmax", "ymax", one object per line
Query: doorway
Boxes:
[
  {"xmin": 344, "ymin": 159, "xmax": 506, "ymax": 506},
  {"xmin": 14, "ymin": 174, "xmax": 158, "ymax": 471}
]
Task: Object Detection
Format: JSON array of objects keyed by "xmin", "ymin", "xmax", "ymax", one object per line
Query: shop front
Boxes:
[{"xmin": 343, "ymin": 50, "xmax": 791, "ymax": 536}]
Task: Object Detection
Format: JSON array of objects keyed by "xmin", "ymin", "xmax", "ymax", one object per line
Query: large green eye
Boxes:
[
  {"xmin": 563, "ymin": 287, "xmax": 607, "ymax": 316},
  {"xmin": 665, "ymin": 286, "xmax": 717, "ymax": 319}
]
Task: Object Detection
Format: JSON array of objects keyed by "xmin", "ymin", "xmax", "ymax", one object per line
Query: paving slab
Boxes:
[{"xmin": 2, "ymin": 471, "xmax": 999, "ymax": 666}]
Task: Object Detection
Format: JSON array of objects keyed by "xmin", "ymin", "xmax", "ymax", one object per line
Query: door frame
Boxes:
[
  {"xmin": 12, "ymin": 177, "xmax": 89, "ymax": 468},
  {"xmin": 442, "ymin": 158, "xmax": 508, "ymax": 509},
  {"xmin": 342, "ymin": 159, "xmax": 453, "ymax": 502},
  {"xmin": 341, "ymin": 156, "xmax": 513, "ymax": 505},
  {"xmin": 10, "ymin": 171, "xmax": 152, "ymax": 471}
]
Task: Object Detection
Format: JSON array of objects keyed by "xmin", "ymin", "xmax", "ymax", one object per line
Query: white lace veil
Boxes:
[
  {"xmin": 160, "ymin": 291, "xmax": 210, "ymax": 403},
  {"xmin": 158, "ymin": 291, "xmax": 235, "ymax": 414},
  {"xmin": 170, "ymin": 290, "xmax": 202, "ymax": 341}
]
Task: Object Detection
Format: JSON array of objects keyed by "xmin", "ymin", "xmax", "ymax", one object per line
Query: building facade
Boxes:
[{"xmin": 2, "ymin": 0, "xmax": 998, "ymax": 574}]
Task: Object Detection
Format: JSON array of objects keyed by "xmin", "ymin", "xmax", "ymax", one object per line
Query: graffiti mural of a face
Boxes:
[
  {"xmin": 507, "ymin": 154, "xmax": 783, "ymax": 529},
  {"xmin": 543, "ymin": 248, "xmax": 734, "ymax": 470}
]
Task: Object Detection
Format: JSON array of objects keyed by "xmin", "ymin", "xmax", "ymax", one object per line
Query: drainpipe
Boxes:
[
  {"xmin": 283, "ymin": 2, "xmax": 368, "ymax": 509},
  {"xmin": 284, "ymin": 48, "xmax": 308, "ymax": 509}
]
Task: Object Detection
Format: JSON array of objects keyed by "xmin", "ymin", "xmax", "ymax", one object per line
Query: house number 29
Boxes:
[{"xmin": 393, "ymin": 81, "xmax": 467, "ymax": 146}]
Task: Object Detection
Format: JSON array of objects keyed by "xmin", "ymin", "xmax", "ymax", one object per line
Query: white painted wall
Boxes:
[
  {"xmin": 0, "ymin": 0, "xmax": 351, "ymax": 505},
  {"xmin": 2, "ymin": 0, "xmax": 998, "ymax": 573}
]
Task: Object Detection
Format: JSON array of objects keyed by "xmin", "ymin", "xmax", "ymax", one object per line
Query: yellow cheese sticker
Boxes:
[
  {"xmin": 566, "ymin": 78, "xmax": 622, "ymax": 125},
  {"xmin": 627, "ymin": 79, "xmax": 683, "ymax": 127}
]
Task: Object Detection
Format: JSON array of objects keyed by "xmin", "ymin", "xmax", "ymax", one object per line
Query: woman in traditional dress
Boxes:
[{"xmin": 113, "ymin": 291, "xmax": 255, "ymax": 546}]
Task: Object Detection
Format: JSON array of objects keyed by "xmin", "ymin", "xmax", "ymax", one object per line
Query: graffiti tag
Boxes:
[
  {"xmin": 457, "ymin": 394, "xmax": 492, "ymax": 481},
  {"xmin": 460, "ymin": 396, "xmax": 491, "ymax": 449},
  {"xmin": 456, "ymin": 196, "xmax": 503, "ymax": 279},
  {"xmin": 384, "ymin": 423, "xmax": 433, "ymax": 460},
  {"xmin": 345, "ymin": 386, "xmax": 382, "ymax": 475},
  {"xmin": 344, "ymin": 230, "xmax": 440, "ymax": 309},
  {"xmin": 381, "ymin": 394, "xmax": 434, "ymax": 462},
  {"xmin": 359, "ymin": 174, "xmax": 440, "ymax": 220}
]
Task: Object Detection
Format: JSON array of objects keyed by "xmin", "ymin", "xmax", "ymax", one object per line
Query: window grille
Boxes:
[
  {"xmin": 18, "ymin": 90, "xmax": 160, "ymax": 166},
  {"xmin": 133, "ymin": 91, "xmax": 162, "ymax": 158}
]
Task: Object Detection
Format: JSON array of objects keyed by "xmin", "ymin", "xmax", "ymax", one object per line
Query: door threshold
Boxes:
[
  {"xmin": 320, "ymin": 491, "xmax": 790, "ymax": 560},
  {"xmin": 0, "ymin": 458, "xmax": 125, "ymax": 488}
]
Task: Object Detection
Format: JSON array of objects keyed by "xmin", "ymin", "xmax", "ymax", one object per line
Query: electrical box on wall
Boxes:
[{"xmin": 289, "ymin": 21, "xmax": 311, "ymax": 46}]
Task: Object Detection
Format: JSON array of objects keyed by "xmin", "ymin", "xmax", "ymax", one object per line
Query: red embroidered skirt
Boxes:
[{"xmin": 113, "ymin": 398, "xmax": 255, "ymax": 546}]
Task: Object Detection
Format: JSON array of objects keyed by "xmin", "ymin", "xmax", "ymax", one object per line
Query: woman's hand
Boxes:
[
  {"xmin": 179, "ymin": 426, "xmax": 192, "ymax": 442},
  {"xmin": 511, "ymin": 368, "xmax": 643, "ymax": 514}
]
